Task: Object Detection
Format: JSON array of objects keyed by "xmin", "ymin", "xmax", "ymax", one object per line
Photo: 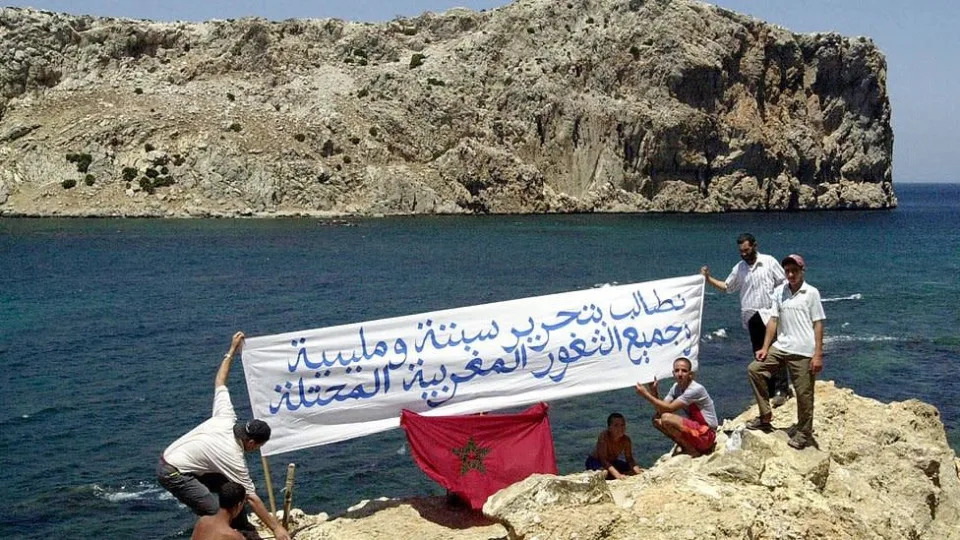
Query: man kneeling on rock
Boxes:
[
  {"xmin": 584, "ymin": 412, "xmax": 645, "ymax": 479},
  {"xmin": 634, "ymin": 357, "xmax": 718, "ymax": 457}
]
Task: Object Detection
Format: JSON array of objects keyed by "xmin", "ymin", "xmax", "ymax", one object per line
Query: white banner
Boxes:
[{"xmin": 243, "ymin": 275, "xmax": 704, "ymax": 456}]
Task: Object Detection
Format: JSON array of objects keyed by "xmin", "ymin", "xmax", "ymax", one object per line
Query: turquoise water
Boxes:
[{"xmin": 1, "ymin": 183, "xmax": 958, "ymax": 538}]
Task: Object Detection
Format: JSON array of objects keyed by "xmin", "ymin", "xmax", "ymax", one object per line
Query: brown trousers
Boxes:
[{"xmin": 747, "ymin": 346, "xmax": 814, "ymax": 437}]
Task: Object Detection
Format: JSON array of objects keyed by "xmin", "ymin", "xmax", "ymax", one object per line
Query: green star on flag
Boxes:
[{"xmin": 452, "ymin": 436, "xmax": 490, "ymax": 475}]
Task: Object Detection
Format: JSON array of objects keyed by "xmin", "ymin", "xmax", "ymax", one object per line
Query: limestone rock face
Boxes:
[
  {"xmin": 277, "ymin": 382, "xmax": 958, "ymax": 540},
  {"xmin": 0, "ymin": 0, "xmax": 896, "ymax": 217}
]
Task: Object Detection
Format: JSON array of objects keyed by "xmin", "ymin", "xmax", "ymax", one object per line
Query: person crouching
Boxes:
[{"xmin": 634, "ymin": 357, "xmax": 718, "ymax": 457}]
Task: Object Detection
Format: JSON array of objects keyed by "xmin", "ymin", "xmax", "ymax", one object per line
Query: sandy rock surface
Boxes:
[{"xmin": 258, "ymin": 382, "xmax": 959, "ymax": 539}]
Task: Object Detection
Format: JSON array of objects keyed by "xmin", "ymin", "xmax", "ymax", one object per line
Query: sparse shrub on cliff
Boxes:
[
  {"xmin": 343, "ymin": 156, "xmax": 352, "ymax": 164},
  {"xmin": 527, "ymin": 27, "xmax": 535, "ymax": 34},
  {"xmin": 505, "ymin": 77, "xmax": 514, "ymax": 86},
  {"xmin": 427, "ymin": 77, "xmax": 446, "ymax": 86},
  {"xmin": 152, "ymin": 155, "xmax": 169, "ymax": 166},
  {"xmin": 122, "ymin": 167, "xmax": 138, "ymax": 181},
  {"xmin": 226, "ymin": 92, "xmax": 236, "ymax": 102},
  {"xmin": 321, "ymin": 140, "xmax": 337, "ymax": 157},
  {"xmin": 84, "ymin": 174, "xmax": 95, "ymax": 186},
  {"xmin": 357, "ymin": 88, "xmax": 369, "ymax": 98},
  {"xmin": 153, "ymin": 176, "xmax": 175, "ymax": 187},
  {"xmin": 61, "ymin": 179, "xmax": 77, "ymax": 189},
  {"xmin": 317, "ymin": 172, "xmax": 331, "ymax": 183},
  {"xmin": 144, "ymin": 143, "xmax": 155, "ymax": 152},
  {"xmin": 401, "ymin": 26, "xmax": 417, "ymax": 36},
  {"xmin": 586, "ymin": 17, "xmax": 595, "ymax": 24},
  {"xmin": 629, "ymin": 45, "xmax": 641, "ymax": 60},
  {"xmin": 349, "ymin": 136, "xmax": 360, "ymax": 145},
  {"xmin": 409, "ymin": 54, "xmax": 426, "ymax": 69},
  {"xmin": 357, "ymin": 58, "xmax": 368, "ymax": 66},
  {"xmin": 273, "ymin": 103, "xmax": 281, "ymax": 112},
  {"xmin": 145, "ymin": 168, "xmax": 159, "ymax": 178},
  {"xmin": 160, "ymin": 166, "xmax": 169, "ymax": 175},
  {"xmin": 172, "ymin": 154, "xmax": 185, "ymax": 166},
  {"xmin": 65, "ymin": 152, "xmax": 93, "ymax": 173},
  {"xmin": 369, "ymin": 126, "xmax": 379, "ymax": 137},
  {"xmin": 134, "ymin": 87, "xmax": 143, "ymax": 95},
  {"xmin": 294, "ymin": 133, "xmax": 306, "ymax": 142},
  {"xmin": 354, "ymin": 49, "xmax": 368, "ymax": 58},
  {"xmin": 139, "ymin": 177, "xmax": 155, "ymax": 194},
  {"xmin": 228, "ymin": 123, "xmax": 242, "ymax": 132}
]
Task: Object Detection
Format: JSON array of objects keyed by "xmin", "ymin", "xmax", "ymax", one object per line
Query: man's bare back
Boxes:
[{"xmin": 191, "ymin": 515, "xmax": 244, "ymax": 540}]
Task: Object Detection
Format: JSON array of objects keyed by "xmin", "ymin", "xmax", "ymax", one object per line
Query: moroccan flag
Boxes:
[{"xmin": 400, "ymin": 402, "xmax": 558, "ymax": 510}]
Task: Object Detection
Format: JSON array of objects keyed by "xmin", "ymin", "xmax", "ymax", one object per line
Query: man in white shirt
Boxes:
[
  {"xmin": 157, "ymin": 332, "xmax": 290, "ymax": 540},
  {"xmin": 634, "ymin": 357, "xmax": 719, "ymax": 458},
  {"xmin": 746, "ymin": 254, "xmax": 826, "ymax": 449},
  {"xmin": 701, "ymin": 233, "xmax": 790, "ymax": 406}
]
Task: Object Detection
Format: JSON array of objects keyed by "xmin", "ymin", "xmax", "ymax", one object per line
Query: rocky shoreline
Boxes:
[
  {"xmin": 1, "ymin": 0, "xmax": 896, "ymax": 218},
  {"xmin": 255, "ymin": 382, "xmax": 959, "ymax": 540}
]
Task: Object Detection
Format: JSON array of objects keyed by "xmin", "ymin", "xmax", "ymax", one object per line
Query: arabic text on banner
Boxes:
[{"xmin": 242, "ymin": 275, "xmax": 704, "ymax": 456}]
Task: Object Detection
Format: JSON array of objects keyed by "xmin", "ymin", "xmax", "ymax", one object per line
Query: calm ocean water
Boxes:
[{"xmin": 1, "ymin": 183, "xmax": 958, "ymax": 539}]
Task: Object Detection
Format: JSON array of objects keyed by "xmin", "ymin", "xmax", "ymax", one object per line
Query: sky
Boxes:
[{"xmin": 6, "ymin": 1, "xmax": 958, "ymax": 183}]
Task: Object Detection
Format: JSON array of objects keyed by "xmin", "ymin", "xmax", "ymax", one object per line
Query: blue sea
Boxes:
[{"xmin": 1, "ymin": 183, "xmax": 958, "ymax": 539}]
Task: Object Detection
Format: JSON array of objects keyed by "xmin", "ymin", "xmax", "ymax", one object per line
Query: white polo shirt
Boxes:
[
  {"xmin": 724, "ymin": 253, "xmax": 786, "ymax": 328},
  {"xmin": 770, "ymin": 281, "xmax": 826, "ymax": 358},
  {"xmin": 162, "ymin": 386, "xmax": 256, "ymax": 494}
]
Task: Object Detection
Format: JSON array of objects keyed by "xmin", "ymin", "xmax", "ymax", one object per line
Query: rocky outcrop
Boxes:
[
  {"xmin": 269, "ymin": 382, "xmax": 959, "ymax": 540},
  {"xmin": 0, "ymin": 0, "xmax": 896, "ymax": 217}
]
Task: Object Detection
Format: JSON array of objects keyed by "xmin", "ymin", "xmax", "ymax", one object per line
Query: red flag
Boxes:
[{"xmin": 400, "ymin": 403, "xmax": 558, "ymax": 510}]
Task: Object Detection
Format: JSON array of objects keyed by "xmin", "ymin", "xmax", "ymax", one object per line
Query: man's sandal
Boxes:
[{"xmin": 745, "ymin": 417, "xmax": 773, "ymax": 432}]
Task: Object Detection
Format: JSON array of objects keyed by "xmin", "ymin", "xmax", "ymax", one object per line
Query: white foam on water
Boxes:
[
  {"xmin": 396, "ymin": 444, "xmax": 406, "ymax": 455},
  {"xmin": 703, "ymin": 328, "xmax": 727, "ymax": 341},
  {"xmin": 825, "ymin": 334, "xmax": 899, "ymax": 344},
  {"xmin": 92, "ymin": 482, "xmax": 167, "ymax": 503},
  {"xmin": 822, "ymin": 293, "xmax": 863, "ymax": 303}
]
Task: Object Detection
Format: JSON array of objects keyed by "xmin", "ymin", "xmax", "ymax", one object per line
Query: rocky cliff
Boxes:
[
  {"xmin": 258, "ymin": 382, "xmax": 959, "ymax": 540},
  {"xmin": 0, "ymin": 0, "xmax": 896, "ymax": 217}
]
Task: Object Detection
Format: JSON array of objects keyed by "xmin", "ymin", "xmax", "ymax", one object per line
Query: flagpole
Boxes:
[
  {"xmin": 260, "ymin": 453, "xmax": 277, "ymax": 515},
  {"xmin": 281, "ymin": 463, "xmax": 297, "ymax": 529}
]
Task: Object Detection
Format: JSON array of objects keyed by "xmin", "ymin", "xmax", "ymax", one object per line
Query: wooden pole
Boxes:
[
  {"xmin": 281, "ymin": 463, "xmax": 297, "ymax": 529},
  {"xmin": 260, "ymin": 453, "xmax": 277, "ymax": 515}
]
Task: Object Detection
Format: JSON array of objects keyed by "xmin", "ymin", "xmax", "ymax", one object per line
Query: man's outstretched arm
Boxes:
[
  {"xmin": 215, "ymin": 331, "xmax": 245, "ymax": 389},
  {"xmin": 700, "ymin": 266, "xmax": 728, "ymax": 292}
]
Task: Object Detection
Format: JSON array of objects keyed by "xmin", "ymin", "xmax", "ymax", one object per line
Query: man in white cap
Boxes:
[{"xmin": 746, "ymin": 254, "xmax": 826, "ymax": 449}]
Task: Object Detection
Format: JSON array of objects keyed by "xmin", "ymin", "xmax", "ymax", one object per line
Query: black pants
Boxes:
[
  {"xmin": 747, "ymin": 312, "xmax": 790, "ymax": 397},
  {"xmin": 157, "ymin": 459, "xmax": 261, "ymax": 539}
]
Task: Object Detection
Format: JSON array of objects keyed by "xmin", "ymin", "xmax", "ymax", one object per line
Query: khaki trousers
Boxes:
[{"xmin": 747, "ymin": 346, "xmax": 814, "ymax": 437}]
